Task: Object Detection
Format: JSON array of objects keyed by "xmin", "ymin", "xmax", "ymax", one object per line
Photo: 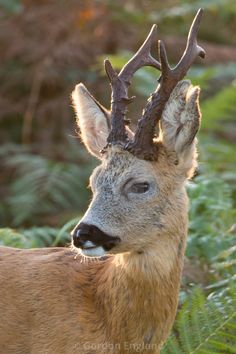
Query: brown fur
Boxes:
[
  {"xmin": 0, "ymin": 242, "xmax": 183, "ymax": 353},
  {"xmin": 0, "ymin": 80, "xmax": 201, "ymax": 353}
]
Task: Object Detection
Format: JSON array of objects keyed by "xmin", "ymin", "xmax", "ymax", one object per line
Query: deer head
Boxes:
[{"xmin": 71, "ymin": 10, "xmax": 205, "ymax": 260}]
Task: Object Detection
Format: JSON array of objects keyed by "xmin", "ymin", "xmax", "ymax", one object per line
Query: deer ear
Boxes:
[
  {"xmin": 161, "ymin": 80, "xmax": 201, "ymax": 177},
  {"xmin": 72, "ymin": 83, "xmax": 110, "ymax": 158},
  {"xmin": 72, "ymin": 83, "xmax": 134, "ymax": 158}
]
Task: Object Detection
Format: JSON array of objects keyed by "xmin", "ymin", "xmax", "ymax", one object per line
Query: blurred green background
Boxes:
[{"xmin": 0, "ymin": 0, "xmax": 235, "ymax": 352}]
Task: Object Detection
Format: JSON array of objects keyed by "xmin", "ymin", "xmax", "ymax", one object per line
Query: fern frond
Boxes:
[
  {"xmin": 52, "ymin": 217, "xmax": 79, "ymax": 246},
  {"xmin": 0, "ymin": 228, "xmax": 28, "ymax": 248},
  {"xmin": 187, "ymin": 175, "xmax": 236, "ymax": 262},
  {"xmin": 201, "ymin": 81, "xmax": 236, "ymax": 130},
  {"xmin": 3, "ymin": 150, "xmax": 92, "ymax": 225},
  {"xmin": 0, "ymin": 223, "xmax": 72, "ymax": 248},
  {"xmin": 161, "ymin": 288, "xmax": 236, "ymax": 354}
]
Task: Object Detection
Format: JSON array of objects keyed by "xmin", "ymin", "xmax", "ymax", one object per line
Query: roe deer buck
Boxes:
[{"xmin": 0, "ymin": 9, "xmax": 205, "ymax": 354}]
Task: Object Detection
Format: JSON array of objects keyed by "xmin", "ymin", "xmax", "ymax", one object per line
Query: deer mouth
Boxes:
[
  {"xmin": 82, "ymin": 240, "xmax": 98, "ymax": 250},
  {"xmin": 81, "ymin": 242, "xmax": 107, "ymax": 258},
  {"xmin": 80, "ymin": 239, "xmax": 121, "ymax": 258}
]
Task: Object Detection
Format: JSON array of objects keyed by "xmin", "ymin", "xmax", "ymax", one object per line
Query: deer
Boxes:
[{"xmin": 0, "ymin": 9, "xmax": 205, "ymax": 354}]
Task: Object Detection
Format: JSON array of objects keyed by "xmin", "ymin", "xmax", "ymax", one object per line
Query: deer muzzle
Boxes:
[{"xmin": 72, "ymin": 222, "xmax": 121, "ymax": 257}]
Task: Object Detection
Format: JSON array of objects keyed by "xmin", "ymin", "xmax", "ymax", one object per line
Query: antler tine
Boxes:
[
  {"xmin": 173, "ymin": 8, "xmax": 205, "ymax": 76},
  {"xmin": 119, "ymin": 24, "xmax": 161, "ymax": 80},
  {"xmin": 126, "ymin": 9, "xmax": 205, "ymax": 160},
  {"xmin": 105, "ymin": 25, "xmax": 161, "ymax": 146}
]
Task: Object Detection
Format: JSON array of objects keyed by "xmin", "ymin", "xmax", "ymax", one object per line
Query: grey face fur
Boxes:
[{"xmin": 72, "ymin": 80, "xmax": 201, "ymax": 258}]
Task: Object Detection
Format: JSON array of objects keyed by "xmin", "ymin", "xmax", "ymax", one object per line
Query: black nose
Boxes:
[
  {"xmin": 72, "ymin": 223, "xmax": 93, "ymax": 248},
  {"xmin": 72, "ymin": 222, "xmax": 121, "ymax": 251}
]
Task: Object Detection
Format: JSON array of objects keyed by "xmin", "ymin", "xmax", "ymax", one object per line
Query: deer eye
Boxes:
[{"xmin": 130, "ymin": 182, "xmax": 150, "ymax": 194}]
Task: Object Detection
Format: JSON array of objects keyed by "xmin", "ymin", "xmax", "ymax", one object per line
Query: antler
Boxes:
[
  {"xmin": 126, "ymin": 9, "xmax": 205, "ymax": 160},
  {"xmin": 105, "ymin": 25, "xmax": 161, "ymax": 145}
]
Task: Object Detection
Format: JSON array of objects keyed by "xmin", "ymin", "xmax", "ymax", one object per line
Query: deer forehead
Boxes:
[{"xmin": 89, "ymin": 147, "xmax": 158, "ymax": 190}]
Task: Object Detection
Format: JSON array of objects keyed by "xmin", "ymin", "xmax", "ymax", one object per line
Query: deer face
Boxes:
[{"xmin": 71, "ymin": 80, "xmax": 201, "ymax": 258}]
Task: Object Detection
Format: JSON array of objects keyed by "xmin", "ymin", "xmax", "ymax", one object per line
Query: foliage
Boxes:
[
  {"xmin": 201, "ymin": 81, "xmax": 236, "ymax": 131},
  {"xmin": 187, "ymin": 175, "xmax": 236, "ymax": 262},
  {"xmin": 0, "ymin": 218, "xmax": 78, "ymax": 248},
  {"xmin": 0, "ymin": 0, "xmax": 22, "ymax": 14},
  {"xmin": 162, "ymin": 287, "xmax": 236, "ymax": 353},
  {"xmin": 0, "ymin": 142, "xmax": 95, "ymax": 227},
  {"xmin": 0, "ymin": 227, "xmax": 60, "ymax": 248}
]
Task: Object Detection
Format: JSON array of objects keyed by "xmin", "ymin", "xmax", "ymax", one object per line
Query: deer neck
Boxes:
[{"xmin": 93, "ymin": 234, "xmax": 186, "ymax": 351}]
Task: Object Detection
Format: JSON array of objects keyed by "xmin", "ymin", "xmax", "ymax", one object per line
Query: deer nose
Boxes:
[
  {"xmin": 71, "ymin": 222, "xmax": 121, "ymax": 251},
  {"xmin": 72, "ymin": 229, "xmax": 84, "ymax": 248},
  {"xmin": 72, "ymin": 223, "xmax": 91, "ymax": 248}
]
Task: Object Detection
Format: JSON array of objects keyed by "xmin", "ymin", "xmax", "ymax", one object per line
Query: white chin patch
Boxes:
[{"xmin": 81, "ymin": 245, "xmax": 106, "ymax": 258}]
